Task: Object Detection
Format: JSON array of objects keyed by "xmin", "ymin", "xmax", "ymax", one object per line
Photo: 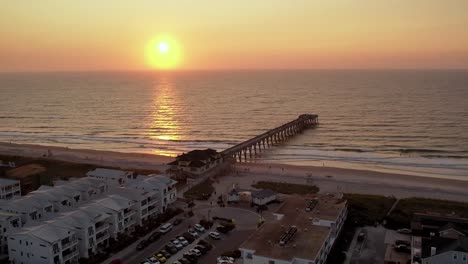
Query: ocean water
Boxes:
[{"xmin": 0, "ymin": 70, "xmax": 467, "ymax": 178}]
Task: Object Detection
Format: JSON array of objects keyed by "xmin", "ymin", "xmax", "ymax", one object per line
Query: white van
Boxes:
[{"xmin": 159, "ymin": 223, "xmax": 173, "ymax": 233}]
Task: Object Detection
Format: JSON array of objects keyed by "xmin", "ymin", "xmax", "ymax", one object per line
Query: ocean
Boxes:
[{"xmin": 0, "ymin": 70, "xmax": 467, "ymax": 178}]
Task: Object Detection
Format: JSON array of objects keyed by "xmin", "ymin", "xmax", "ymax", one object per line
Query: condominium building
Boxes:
[
  {"xmin": 128, "ymin": 174, "xmax": 177, "ymax": 212},
  {"xmin": 3, "ymin": 170, "xmax": 177, "ymax": 262},
  {"xmin": 86, "ymin": 168, "xmax": 133, "ymax": 186},
  {"xmin": 0, "ymin": 178, "xmax": 21, "ymax": 200},
  {"xmin": 8, "ymin": 223, "xmax": 79, "ymax": 264},
  {"xmin": 240, "ymin": 194, "xmax": 347, "ymax": 264}
]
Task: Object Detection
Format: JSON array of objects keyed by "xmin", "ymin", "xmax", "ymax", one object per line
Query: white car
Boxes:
[
  {"xmin": 209, "ymin": 231, "xmax": 221, "ymax": 240},
  {"xmin": 397, "ymin": 228, "xmax": 412, "ymax": 234},
  {"xmin": 178, "ymin": 236, "xmax": 189, "ymax": 246},
  {"xmin": 194, "ymin": 224, "xmax": 205, "ymax": 233},
  {"xmin": 172, "ymin": 239, "xmax": 183, "ymax": 249},
  {"xmin": 147, "ymin": 257, "xmax": 161, "ymax": 264},
  {"xmin": 188, "ymin": 228, "xmax": 199, "ymax": 237},
  {"xmin": 217, "ymin": 256, "xmax": 235, "ymax": 262},
  {"xmin": 189, "ymin": 248, "xmax": 202, "ymax": 256}
]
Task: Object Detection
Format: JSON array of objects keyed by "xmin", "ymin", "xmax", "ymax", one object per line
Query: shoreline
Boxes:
[{"xmin": 1, "ymin": 142, "xmax": 468, "ymax": 201}]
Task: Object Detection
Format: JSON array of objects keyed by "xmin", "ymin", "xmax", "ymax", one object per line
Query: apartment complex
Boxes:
[
  {"xmin": 0, "ymin": 178, "xmax": 21, "ymax": 200},
  {"xmin": 167, "ymin": 148, "xmax": 222, "ymax": 175},
  {"xmin": 239, "ymin": 194, "xmax": 347, "ymax": 264},
  {"xmin": 0, "ymin": 169, "xmax": 177, "ymax": 263}
]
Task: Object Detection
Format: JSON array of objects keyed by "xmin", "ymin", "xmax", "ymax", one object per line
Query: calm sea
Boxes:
[{"xmin": 0, "ymin": 70, "xmax": 467, "ymax": 178}]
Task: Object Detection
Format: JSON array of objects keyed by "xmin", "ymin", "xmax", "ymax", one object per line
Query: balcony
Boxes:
[
  {"xmin": 95, "ymin": 223, "xmax": 109, "ymax": 233},
  {"xmin": 61, "ymin": 239, "xmax": 78, "ymax": 250},
  {"xmin": 62, "ymin": 249, "xmax": 79, "ymax": 262},
  {"xmin": 123, "ymin": 209, "xmax": 136, "ymax": 218},
  {"xmin": 96, "ymin": 232, "xmax": 110, "ymax": 243}
]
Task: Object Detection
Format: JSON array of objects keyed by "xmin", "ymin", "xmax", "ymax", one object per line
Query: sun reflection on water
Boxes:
[{"xmin": 150, "ymin": 76, "xmax": 181, "ymax": 156}]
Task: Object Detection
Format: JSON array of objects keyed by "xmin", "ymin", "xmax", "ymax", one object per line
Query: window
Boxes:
[
  {"xmin": 268, "ymin": 261, "xmax": 275, "ymax": 264},
  {"xmin": 246, "ymin": 253, "xmax": 252, "ymax": 259},
  {"xmin": 454, "ymin": 253, "xmax": 458, "ymax": 260},
  {"xmin": 463, "ymin": 254, "xmax": 467, "ymax": 261}
]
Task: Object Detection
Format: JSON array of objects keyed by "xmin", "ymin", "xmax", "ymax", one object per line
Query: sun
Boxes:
[
  {"xmin": 145, "ymin": 35, "xmax": 182, "ymax": 70},
  {"xmin": 158, "ymin": 42, "xmax": 169, "ymax": 53}
]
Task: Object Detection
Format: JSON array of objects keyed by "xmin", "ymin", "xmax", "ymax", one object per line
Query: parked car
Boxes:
[
  {"xmin": 178, "ymin": 258, "xmax": 190, "ymax": 264},
  {"xmin": 160, "ymin": 223, "xmax": 173, "ymax": 233},
  {"xmin": 188, "ymin": 229, "xmax": 199, "ymax": 237},
  {"xmin": 197, "ymin": 239, "xmax": 213, "ymax": 250},
  {"xmin": 209, "ymin": 231, "xmax": 221, "ymax": 240},
  {"xmin": 137, "ymin": 239, "xmax": 149, "ymax": 250},
  {"xmin": 159, "ymin": 250, "xmax": 171, "ymax": 258},
  {"xmin": 172, "ymin": 239, "xmax": 184, "ymax": 249},
  {"xmin": 182, "ymin": 253, "xmax": 198, "ymax": 263},
  {"xmin": 182, "ymin": 233, "xmax": 195, "ymax": 243},
  {"xmin": 178, "ymin": 236, "xmax": 189, "ymax": 246},
  {"xmin": 194, "ymin": 245, "xmax": 208, "ymax": 254},
  {"xmin": 173, "ymin": 218, "xmax": 184, "ymax": 225},
  {"xmin": 165, "ymin": 244, "xmax": 178, "ymax": 254},
  {"xmin": 217, "ymin": 256, "xmax": 235, "ymax": 263},
  {"xmin": 189, "ymin": 248, "xmax": 202, "ymax": 257},
  {"xmin": 397, "ymin": 228, "xmax": 412, "ymax": 234},
  {"xmin": 154, "ymin": 253, "xmax": 167, "ymax": 263},
  {"xmin": 147, "ymin": 256, "xmax": 160, "ymax": 264},
  {"xmin": 194, "ymin": 224, "xmax": 205, "ymax": 233}
]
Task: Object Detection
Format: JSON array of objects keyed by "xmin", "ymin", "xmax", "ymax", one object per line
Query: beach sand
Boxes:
[
  {"xmin": 0, "ymin": 142, "xmax": 173, "ymax": 171},
  {"xmin": 1, "ymin": 142, "xmax": 468, "ymax": 202},
  {"xmin": 215, "ymin": 163, "xmax": 468, "ymax": 202}
]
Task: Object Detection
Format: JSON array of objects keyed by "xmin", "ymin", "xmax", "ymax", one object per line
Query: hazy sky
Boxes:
[{"xmin": 1, "ymin": 0, "xmax": 468, "ymax": 71}]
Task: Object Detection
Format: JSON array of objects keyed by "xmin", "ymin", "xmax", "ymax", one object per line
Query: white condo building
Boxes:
[
  {"xmin": 0, "ymin": 178, "xmax": 21, "ymax": 200},
  {"xmin": 0, "ymin": 168, "xmax": 177, "ymax": 263}
]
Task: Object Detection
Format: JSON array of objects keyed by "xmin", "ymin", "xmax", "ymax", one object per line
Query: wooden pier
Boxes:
[{"xmin": 221, "ymin": 114, "xmax": 318, "ymax": 162}]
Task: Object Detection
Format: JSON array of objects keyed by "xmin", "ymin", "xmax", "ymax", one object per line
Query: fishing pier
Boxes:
[{"xmin": 222, "ymin": 114, "xmax": 318, "ymax": 162}]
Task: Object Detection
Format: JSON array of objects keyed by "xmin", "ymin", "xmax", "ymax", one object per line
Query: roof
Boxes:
[
  {"xmin": 422, "ymin": 236, "xmax": 468, "ymax": 258},
  {"xmin": 175, "ymin": 149, "xmax": 219, "ymax": 162},
  {"xmin": 86, "ymin": 168, "xmax": 129, "ymax": 179},
  {"xmin": 0, "ymin": 178, "xmax": 19, "ymax": 186},
  {"xmin": 240, "ymin": 195, "xmax": 346, "ymax": 262},
  {"xmin": 18, "ymin": 223, "xmax": 75, "ymax": 244},
  {"xmin": 93, "ymin": 195, "xmax": 134, "ymax": 212},
  {"xmin": 6, "ymin": 164, "xmax": 46, "ymax": 179},
  {"xmin": 252, "ymin": 189, "xmax": 277, "ymax": 199}
]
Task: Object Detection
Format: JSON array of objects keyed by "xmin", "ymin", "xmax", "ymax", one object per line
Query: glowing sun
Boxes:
[{"xmin": 145, "ymin": 36, "xmax": 182, "ymax": 70}]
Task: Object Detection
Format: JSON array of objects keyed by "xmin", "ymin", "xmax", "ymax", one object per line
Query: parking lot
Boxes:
[{"xmin": 129, "ymin": 207, "xmax": 259, "ymax": 264}]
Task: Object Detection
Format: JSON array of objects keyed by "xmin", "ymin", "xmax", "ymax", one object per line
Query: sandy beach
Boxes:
[
  {"xmin": 221, "ymin": 163, "xmax": 468, "ymax": 202},
  {"xmin": 0, "ymin": 142, "xmax": 173, "ymax": 171},
  {"xmin": 2, "ymin": 142, "xmax": 468, "ymax": 202}
]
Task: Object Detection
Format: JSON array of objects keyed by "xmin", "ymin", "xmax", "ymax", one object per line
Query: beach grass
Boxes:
[
  {"xmin": 0, "ymin": 154, "xmax": 160, "ymax": 181},
  {"xmin": 387, "ymin": 197, "xmax": 468, "ymax": 228},
  {"xmin": 184, "ymin": 179, "xmax": 215, "ymax": 200},
  {"xmin": 252, "ymin": 181, "xmax": 319, "ymax": 195},
  {"xmin": 344, "ymin": 193, "xmax": 396, "ymax": 226}
]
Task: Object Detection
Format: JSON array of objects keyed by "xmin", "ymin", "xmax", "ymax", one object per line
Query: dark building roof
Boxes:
[
  {"xmin": 178, "ymin": 149, "xmax": 218, "ymax": 161},
  {"xmin": 252, "ymin": 189, "xmax": 277, "ymax": 199},
  {"xmin": 439, "ymin": 223, "xmax": 467, "ymax": 235},
  {"xmin": 422, "ymin": 237, "xmax": 468, "ymax": 258},
  {"xmin": 168, "ymin": 149, "xmax": 220, "ymax": 167}
]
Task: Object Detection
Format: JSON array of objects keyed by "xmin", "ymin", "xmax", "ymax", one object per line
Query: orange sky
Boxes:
[{"xmin": 1, "ymin": 0, "xmax": 468, "ymax": 71}]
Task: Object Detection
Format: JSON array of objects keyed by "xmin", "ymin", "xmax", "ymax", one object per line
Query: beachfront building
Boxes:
[
  {"xmin": 86, "ymin": 168, "xmax": 133, "ymax": 186},
  {"xmin": 411, "ymin": 213, "xmax": 468, "ymax": 264},
  {"xmin": 0, "ymin": 178, "xmax": 21, "ymax": 200},
  {"xmin": 0, "ymin": 212, "xmax": 22, "ymax": 255},
  {"xmin": 128, "ymin": 174, "xmax": 177, "ymax": 212},
  {"xmin": 4, "ymin": 164, "xmax": 49, "ymax": 195},
  {"xmin": 54, "ymin": 208, "xmax": 112, "ymax": 259},
  {"xmin": 167, "ymin": 148, "xmax": 222, "ymax": 175},
  {"xmin": 252, "ymin": 189, "xmax": 278, "ymax": 206},
  {"xmin": 8, "ymin": 224, "xmax": 79, "ymax": 264},
  {"xmin": 239, "ymin": 194, "xmax": 347, "ymax": 264},
  {"xmin": 109, "ymin": 186, "xmax": 160, "ymax": 226},
  {"xmin": 2, "ymin": 172, "xmax": 177, "ymax": 261}
]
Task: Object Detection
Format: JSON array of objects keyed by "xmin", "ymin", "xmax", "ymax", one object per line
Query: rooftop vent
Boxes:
[{"xmin": 279, "ymin": 225, "xmax": 298, "ymax": 246}]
